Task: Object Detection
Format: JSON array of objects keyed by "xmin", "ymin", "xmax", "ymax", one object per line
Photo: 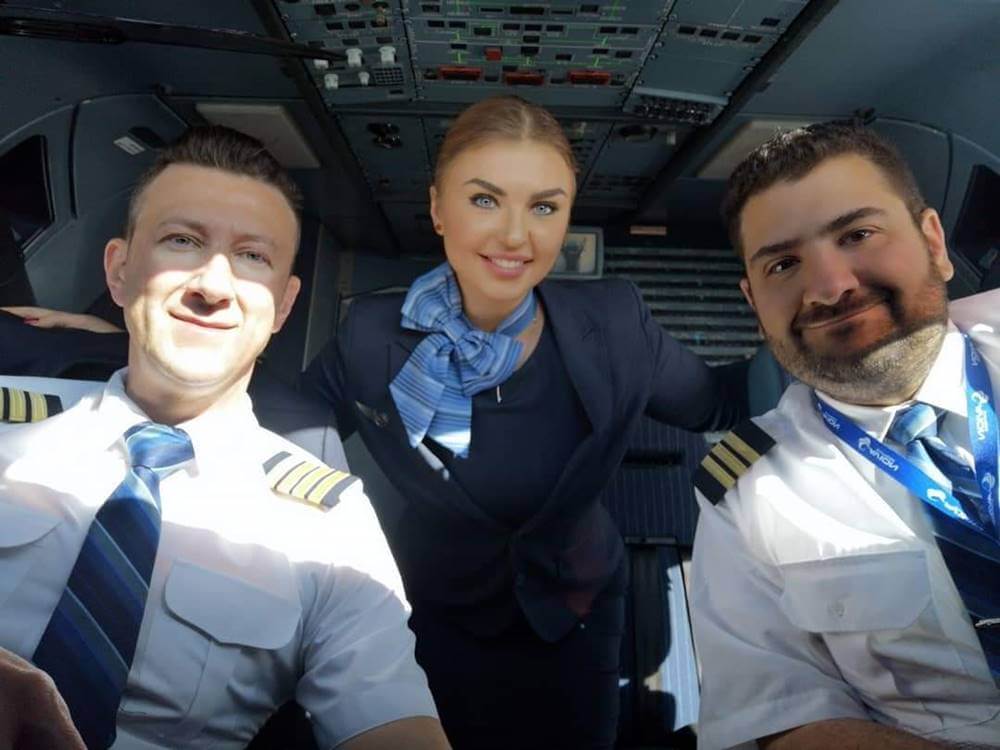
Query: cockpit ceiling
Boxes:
[{"xmin": 274, "ymin": 0, "xmax": 810, "ymax": 241}]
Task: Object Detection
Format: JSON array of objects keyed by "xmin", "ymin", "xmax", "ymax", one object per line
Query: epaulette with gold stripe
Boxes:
[
  {"xmin": 262, "ymin": 451, "xmax": 358, "ymax": 511},
  {"xmin": 0, "ymin": 387, "xmax": 63, "ymax": 423},
  {"xmin": 694, "ymin": 419, "xmax": 775, "ymax": 505}
]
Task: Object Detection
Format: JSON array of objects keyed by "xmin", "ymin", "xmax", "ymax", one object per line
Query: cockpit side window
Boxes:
[
  {"xmin": 0, "ymin": 135, "xmax": 53, "ymax": 252},
  {"xmin": 0, "ymin": 135, "xmax": 52, "ymax": 305}
]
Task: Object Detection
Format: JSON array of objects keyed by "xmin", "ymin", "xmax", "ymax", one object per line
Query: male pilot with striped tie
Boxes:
[
  {"xmin": 0, "ymin": 127, "xmax": 448, "ymax": 750},
  {"xmin": 690, "ymin": 123, "xmax": 1000, "ymax": 749}
]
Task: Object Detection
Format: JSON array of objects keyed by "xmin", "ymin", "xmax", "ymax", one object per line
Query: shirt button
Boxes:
[
  {"xmin": 515, "ymin": 573, "xmax": 526, "ymax": 586},
  {"xmin": 828, "ymin": 600, "xmax": 846, "ymax": 618}
]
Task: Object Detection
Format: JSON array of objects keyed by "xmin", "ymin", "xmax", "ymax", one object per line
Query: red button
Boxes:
[{"xmin": 485, "ymin": 47, "xmax": 502, "ymax": 61}]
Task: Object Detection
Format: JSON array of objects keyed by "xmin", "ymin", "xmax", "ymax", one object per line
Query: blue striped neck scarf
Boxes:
[{"xmin": 389, "ymin": 263, "xmax": 537, "ymax": 458}]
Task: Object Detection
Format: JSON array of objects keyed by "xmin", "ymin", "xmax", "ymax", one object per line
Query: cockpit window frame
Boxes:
[{"xmin": 0, "ymin": 133, "xmax": 55, "ymax": 253}]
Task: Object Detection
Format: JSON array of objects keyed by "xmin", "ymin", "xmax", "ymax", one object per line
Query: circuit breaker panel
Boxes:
[{"xmin": 275, "ymin": 0, "xmax": 810, "ymax": 242}]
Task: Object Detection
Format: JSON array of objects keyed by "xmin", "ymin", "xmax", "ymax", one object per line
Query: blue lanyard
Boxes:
[{"xmin": 813, "ymin": 335, "xmax": 999, "ymax": 542}]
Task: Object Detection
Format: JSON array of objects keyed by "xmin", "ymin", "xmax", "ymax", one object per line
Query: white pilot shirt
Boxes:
[
  {"xmin": 691, "ymin": 288, "xmax": 1000, "ymax": 749},
  {"xmin": 0, "ymin": 370, "xmax": 438, "ymax": 750}
]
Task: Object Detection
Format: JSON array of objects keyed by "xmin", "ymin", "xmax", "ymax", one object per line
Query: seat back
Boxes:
[{"xmin": 747, "ymin": 344, "xmax": 793, "ymax": 416}]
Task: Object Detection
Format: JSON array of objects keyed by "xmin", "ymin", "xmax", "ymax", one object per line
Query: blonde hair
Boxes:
[{"xmin": 433, "ymin": 96, "xmax": 578, "ymax": 188}]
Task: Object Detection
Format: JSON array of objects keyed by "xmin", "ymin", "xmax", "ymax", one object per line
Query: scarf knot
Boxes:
[{"xmin": 389, "ymin": 264, "xmax": 536, "ymax": 457}]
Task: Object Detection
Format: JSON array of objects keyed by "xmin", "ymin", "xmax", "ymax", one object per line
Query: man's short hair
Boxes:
[
  {"xmin": 721, "ymin": 122, "xmax": 928, "ymax": 258},
  {"xmin": 125, "ymin": 125, "xmax": 302, "ymax": 238}
]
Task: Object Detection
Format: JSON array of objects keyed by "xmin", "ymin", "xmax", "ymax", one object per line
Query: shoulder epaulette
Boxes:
[
  {"xmin": 262, "ymin": 450, "xmax": 359, "ymax": 511},
  {"xmin": 0, "ymin": 387, "xmax": 63, "ymax": 423},
  {"xmin": 694, "ymin": 419, "xmax": 775, "ymax": 505}
]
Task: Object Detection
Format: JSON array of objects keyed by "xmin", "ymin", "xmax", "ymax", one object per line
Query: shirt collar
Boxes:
[
  {"xmin": 94, "ymin": 369, "xmax": 263, "ymax": 478},
  {"xmin": 816, "ymin": 320, "xmax": 967, "ymax": 441}
]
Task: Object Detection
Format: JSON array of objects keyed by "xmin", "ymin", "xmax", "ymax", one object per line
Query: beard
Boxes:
[{"xmin": 761, "ymin": 262, "xmax": 950, "ymax": 405}]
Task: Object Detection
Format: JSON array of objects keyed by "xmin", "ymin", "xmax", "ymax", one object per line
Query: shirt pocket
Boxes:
[
  {"xmin": 120, "ymin": 560, "xmax": 302, "ymax": 743},
  {"xmin": 777, "ymin": 549, "xmax": 967, "ymax": 709},
  {"xmin": 0, "ymin": 503, "xmax": 61, "ymax": 608},
  {"xmin": 778, "ymin": 550, "xmax": 931, "ymax": 633}
]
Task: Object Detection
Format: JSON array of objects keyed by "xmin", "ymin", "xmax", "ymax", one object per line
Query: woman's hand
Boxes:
[
  {"xmin": 1, "ymin": 306, "xmax": 123, "ymax": 334},
  {"xmin": 0, "ymin": 648, "xmax": 86, "ymax": 750}
]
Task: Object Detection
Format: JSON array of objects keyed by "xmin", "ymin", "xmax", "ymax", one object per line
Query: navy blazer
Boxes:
[{"xmin": 303, "ymin": 278, "xmax": 747, "ymax": 642}]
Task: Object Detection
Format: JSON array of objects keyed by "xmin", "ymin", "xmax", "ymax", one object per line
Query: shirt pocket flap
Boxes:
[
  {"xmin": 779, "ymin": 550, "xmax": 931, "ymax": 633},
  {"xmin": 164, "ymin": 561, "xmax": 301, "ymax": 649},
  {"xmin": 0, "ymin": 504, "xmax": 60, "ymax": 547}
]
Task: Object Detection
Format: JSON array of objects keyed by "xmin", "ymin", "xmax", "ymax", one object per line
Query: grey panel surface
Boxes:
[
  {"xmin": 670, "ymin": 0, "xmax": 806, "ymax": 28},
  {"xmin": 871, "ymin": 119, "xmax": 950, "ymax": 214},
  {"xmin": 26, "ymin": 197, "xmax": 125, "ymax": 313},
  {"xmin": 640, "ymin": 24, "xmax": 777, "ymax": 97},
  {"xmin": 15, "ymin": 0, "xmax": 272, "ymax": 30},
  {"xmin": 745, "ymin": 0, "xmax": 1000, "ymax": 157},
  {"xmin": 0, "ymin": 34, "xmax": 296, "ymax": 139},
  {"xmin": 583, "ymin": 124, "xmax": 683, "ymax": 201},
  {"xmin": 338, "ymin": 115, "xmax": 430, "ymax": 200},
  {"xmin": 72, "ymin": 96, "xmax": 188, "ymax": 217}
]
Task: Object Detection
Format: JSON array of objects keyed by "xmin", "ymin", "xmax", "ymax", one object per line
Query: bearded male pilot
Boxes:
[
  {"xmin": 0, "ymin": 127, "xmax": 448, "ymax": 750},
  {"xmin": 690, "ymin": 123, "xmax": 1000, "ymax": 749}
]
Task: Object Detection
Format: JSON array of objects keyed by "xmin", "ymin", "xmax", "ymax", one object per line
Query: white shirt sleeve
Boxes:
[
  {"xmin": 690, "ymin": 494, "xmax": 869, "ymax": 749},
  {"xmin": 294, "ymin": 482, "xmax": 438, "ymax": 749}
]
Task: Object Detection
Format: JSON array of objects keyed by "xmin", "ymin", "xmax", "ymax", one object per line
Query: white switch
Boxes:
[
  {"xmin": 379, "ymin": 46, "xmax": 396, "ymax": 65},
  {"xmin": 346, "ymin": 48, "xmax": 363, "ymax": 68},
  {"xmin": 313, "ymin": 59, "xmax": 329, "ymax": 71},
  {"xmin": 358, "ymin": 71, "xmax": 371, "ymax": 86},
  {"xmin": 324, "ymin": 73, "xmax": 339, "ymax": 90}
]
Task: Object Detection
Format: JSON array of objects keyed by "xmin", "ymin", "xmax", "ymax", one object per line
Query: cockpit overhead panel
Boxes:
[{"xmin": 271, "ymin": 0, "xmax": 814, "ymax": 244}]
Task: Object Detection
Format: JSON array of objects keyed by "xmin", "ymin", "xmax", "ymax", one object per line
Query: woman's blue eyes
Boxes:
[{"xmin": 469, "ymin": 194, "xmax": 558, "ymax": 215}]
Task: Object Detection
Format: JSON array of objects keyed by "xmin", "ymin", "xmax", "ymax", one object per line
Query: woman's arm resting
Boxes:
[
  {"xmin": 761, "ymin": 718, "xmax": 983, "ymax": 750},
  {"xmin": 336, "ymin": 717, "xmax": 450, "ymax": 750},
  {"xmin": 0, "ymin": 306, "xmax": 123, "ymax": 333}
]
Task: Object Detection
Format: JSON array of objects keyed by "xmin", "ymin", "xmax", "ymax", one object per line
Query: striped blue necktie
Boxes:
[
  {"xmin": 32, "ymin": 422, "xmax": 194, "ymax": 749},
  {"xmin": 888, "ymin": 403, "xmax": 1000, "ymax": 685}
]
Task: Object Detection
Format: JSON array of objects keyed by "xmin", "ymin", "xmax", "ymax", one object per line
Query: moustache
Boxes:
[{"xmin": 792, "ymin": 290, "xmax": 891, "ymax": 331}]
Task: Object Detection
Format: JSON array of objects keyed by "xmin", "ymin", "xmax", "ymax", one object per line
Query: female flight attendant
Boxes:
[{"xmin": 302, "ymin": 96, "xmax": 747, "ymax": 749}]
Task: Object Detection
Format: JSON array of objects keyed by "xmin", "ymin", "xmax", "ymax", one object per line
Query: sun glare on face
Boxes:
[{"xmin": 106, "ymin": 164, "xmax": 301, "ymax": 412}]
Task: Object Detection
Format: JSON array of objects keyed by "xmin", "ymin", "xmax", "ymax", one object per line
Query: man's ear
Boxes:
[
  {"xmin": 104, "ymin": 238, "xmax": 129, "ymax": 307},
  {"xmin": 740, "ymin": 277, "xmax": 764, "ymax": 337},
  {"xmin": 272, "ymin": 275, "xmax": 302, "ymax": 334},
  {"xmin": 739, "ymin": 276, "xmax": 756, "ymax": 312},
  {"xmin": 428, "ymin": 185, "xmax": 443, "ymax": 236},
  {"xmin": 920, "ymin": 208, "xmax": 953, "ymax": 282}
]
